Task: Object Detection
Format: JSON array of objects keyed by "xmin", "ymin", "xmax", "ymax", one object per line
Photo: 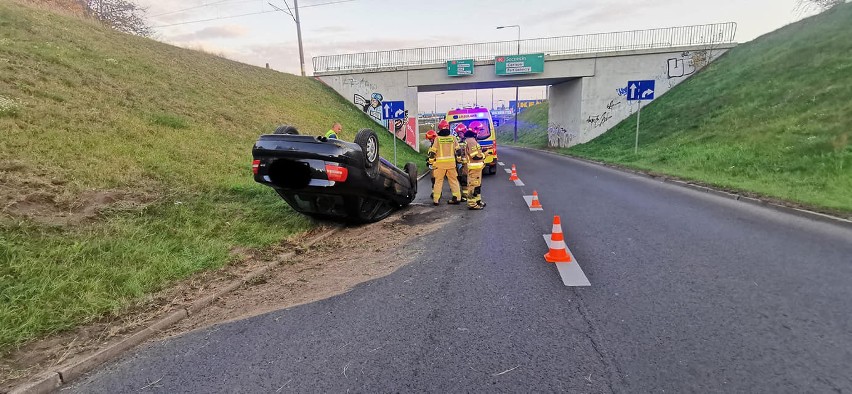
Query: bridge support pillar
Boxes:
[{"xmin": 548, "ymin": 79, "xmax": 584, "ymax": 149}]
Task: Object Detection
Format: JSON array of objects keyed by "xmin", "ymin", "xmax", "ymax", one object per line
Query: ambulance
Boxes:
[{"xmin": 445, "ymin": 106, "xmax": 498, "ymax": 175}]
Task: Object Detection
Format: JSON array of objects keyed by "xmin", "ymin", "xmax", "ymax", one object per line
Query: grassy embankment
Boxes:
[
  {"xmin": 495, "ymin": 102, "xmax": 550, "ymax": 147},
  {"xmin": 0, "ymin": 1, "xmax": 422, "ymax": 353},
  {"xmin": 499, "ymin": 4, "xmax": 852, "ymax": 214}
]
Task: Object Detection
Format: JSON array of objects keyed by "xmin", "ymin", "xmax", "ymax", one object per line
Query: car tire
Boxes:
[
  {"xmin": 354, "ymin": 128, "xmax": 380, "ymax": 179},
  {"xmin": 403, "ymin": 162, "xmax": 417, "ymax": 204},
  {"xmin": 273, "ymin": 124, "xmax": 299, "ymax": 135}
]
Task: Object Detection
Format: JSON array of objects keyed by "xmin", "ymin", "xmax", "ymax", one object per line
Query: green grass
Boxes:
[
  {"xmin": 495, "ymin": 102, "xmax": 550, "ymax": 147},
  {"xmin": 504, "ymin": 4, "xmax": 852, "ymax": 214},
  {"xmin": 151, "ymin": 113, "xmax": 190, "ymax": 129},
  {"xmin": 0, "ymin": 0, "xmax": 422, "ymax": 352}
]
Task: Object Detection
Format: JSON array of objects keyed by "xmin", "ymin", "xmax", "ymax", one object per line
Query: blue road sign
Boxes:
[
  {"xmin": 626, "ymin": 80, "xmax": 655, "ymax": 101},
  {"xmin": 382, "ymin": 101, "xmax": 405, "ymax": 120}
]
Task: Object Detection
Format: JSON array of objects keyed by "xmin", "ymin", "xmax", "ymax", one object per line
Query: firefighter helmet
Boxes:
[
  {"xmin": 426, "ymin": 129, "xmax": 437, "ymax": 141},
  {"xmin": 438, "ymin": 119, "xmax": 450, "ymax": 130}
]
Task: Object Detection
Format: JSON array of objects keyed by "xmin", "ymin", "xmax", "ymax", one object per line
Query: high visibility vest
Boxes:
[
  {"xmin": 325, "ymin": 130, "xmax": 338, "ymax": 139},
  {"xmin": 433, "ymin": 136, "xmax": 457, "ymax": 169}
]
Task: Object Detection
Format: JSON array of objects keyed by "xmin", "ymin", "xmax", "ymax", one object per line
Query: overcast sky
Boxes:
[{"xmin": 136, "ymin": 0, "xmax": 820, "ymax": 112}]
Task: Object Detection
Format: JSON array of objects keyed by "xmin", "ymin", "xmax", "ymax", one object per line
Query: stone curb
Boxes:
[
  {"xmin": 511, "ymin": 146, "xmax": 852, "ymax": 230},
  {"xmin": 10, "ymin": 226, "xmax": 343, "ymax": 394}
]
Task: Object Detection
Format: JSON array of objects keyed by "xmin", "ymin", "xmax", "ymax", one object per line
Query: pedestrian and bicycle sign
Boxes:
[
  {"xmin": 495, "ymin": 53, "xmax": 545, "ymax": 75},
  {"xmin": 447, "ymin": 59, "xmax": 474, "ymax": 76},
  {"xmin": 383, "ymin": 101, "xmax": 405, "ymax": 120},
  {"xmin": 626, "ymin": 80, "xmax": 655, "ymax": 101}
]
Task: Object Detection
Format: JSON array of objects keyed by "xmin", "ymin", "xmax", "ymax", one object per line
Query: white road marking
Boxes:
[
  {"xmin": 498, "ymin": 162, "xmax": 505, "ymax": 166},
  {"xmin": 543, "ymin": 235, "xmax": 591, "ymax": 286},
  {"xmin": 523, "ymin": 195, "xmax": 544, "ymax": 211},
  {"xmin": 504, "ymin": 168, "xmax": 512, "ymax": 173},
  {"xmin": 514, "ymin": 179, "xmax": 525, "ymax": 186}
]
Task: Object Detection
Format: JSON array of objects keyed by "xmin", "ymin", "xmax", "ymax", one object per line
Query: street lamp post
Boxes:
[
  {"xmin": 434, "ymin": 92, "xmax": 445, "ymax": 115},
  {"xmin": 497, "ymin": 25, "xmax": 521, "ymax": 142},
  {"xmin": 293, "ymin": 0, "xmax": 305, "ymax": 76}
]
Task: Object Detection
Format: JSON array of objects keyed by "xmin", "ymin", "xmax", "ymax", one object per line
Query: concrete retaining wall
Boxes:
[{"xmin": 548, "ymin": 46, "xmax": 731, "ymax": 147}]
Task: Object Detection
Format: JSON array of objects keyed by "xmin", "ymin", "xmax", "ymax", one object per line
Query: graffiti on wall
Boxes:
[
  {"xmin": 343, "ymin": 77, "xmax": 377, "ymax": 91},
  {"xmin": 354, "ymin": 93, "xmax": 384, "ymax": 123},
  {"xmin": 388, "ymin": 115, "xmax": 417, "ymax": 150},
  {"xmin": 586, "ymin": 111, "xmax": 614, "ymax": 128},
  {"xmin": 606, "ymin": 99, "xmax": 621, "ymax": 110},
  {"xmin": 666, "ymin": 50, "xmax": 711, "ymax": 79},
  {"xmin": 354, "ymin": 92, "xmax": 417, "ymax": 150},
  {"xmin": 547, "ymin": 123, "xmax": 576, "ymax": 148}
]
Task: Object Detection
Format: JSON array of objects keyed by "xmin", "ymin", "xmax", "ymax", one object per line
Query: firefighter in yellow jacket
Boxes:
[
  {"xmin": 428, "ymin": 120, "xmax": 463, "ymax": 206},
  {"xmin": 464, "ymin": 121, "xmax": 487, "ymax": 210}
]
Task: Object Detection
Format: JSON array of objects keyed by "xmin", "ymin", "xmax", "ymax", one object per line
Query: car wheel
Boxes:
[
  {"xmin": 354, "ymin": 128, "xmax": 380, "ymax": 179},
  {"xmin": 273, "ymin": 125, "xmax": 299, "ymax": 135},
  {"xmin": 403, "ymin": 162, "xmax": 417, "ymax": 205}
]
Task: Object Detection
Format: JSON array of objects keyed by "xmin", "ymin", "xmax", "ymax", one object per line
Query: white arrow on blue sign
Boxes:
[
  {"xmin": 626, "ymin": 80, "xmax": 655, "ymax": 101},
  {"xmin": 382, "ymin": 101, "xmax": 406, "ymax": 120}
]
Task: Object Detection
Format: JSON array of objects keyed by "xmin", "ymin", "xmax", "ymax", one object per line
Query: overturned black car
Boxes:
[{"xmin": 252, "ymin": 125, "xmax": 418, "ymax": 223}]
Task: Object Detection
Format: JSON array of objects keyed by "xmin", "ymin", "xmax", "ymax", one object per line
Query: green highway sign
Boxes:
[
  {"xmin": 447, "ymin": 59, "xmax": 475, "ymax": 76},
  {"xmin": 495, "ymin": 53, "xmax": 545, "ymax": 75}
]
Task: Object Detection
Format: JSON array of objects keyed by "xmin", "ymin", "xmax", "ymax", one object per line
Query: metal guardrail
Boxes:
[{"xmin": 312, "ymin": 22, "xmax": 737, "ymax": 74}]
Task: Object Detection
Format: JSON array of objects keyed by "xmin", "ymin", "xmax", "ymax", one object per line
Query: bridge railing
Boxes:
[{"xmin": 312, "ymin": 22, "xmax": 737, "ymax": 74}]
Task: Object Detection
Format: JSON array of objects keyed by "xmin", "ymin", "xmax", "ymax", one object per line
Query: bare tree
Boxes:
[
  {"xmin": 83, "ymin": 0, "xmax": 152, "ymax": 37},
  {"xmin": 795, "ymin": 0, "xmax": 845, "ymax": 13}
]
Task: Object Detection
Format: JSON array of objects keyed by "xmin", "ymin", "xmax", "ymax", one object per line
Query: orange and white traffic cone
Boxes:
[
  {"xmin": 530, "ymin": 190, "xmax": 543, "ymax": 209},
  {"xmin": 509, "ymin": 164, "xmax": 519, "ymax": 181},
  {"xmin": 544, "ymin": 215, "xmax": 572, "ymax": 263}
]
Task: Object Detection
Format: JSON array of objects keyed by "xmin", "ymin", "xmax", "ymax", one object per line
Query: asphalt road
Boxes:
[{"xmin": 67, "ymin": 147, "xmax": 852, "ymax": 393}]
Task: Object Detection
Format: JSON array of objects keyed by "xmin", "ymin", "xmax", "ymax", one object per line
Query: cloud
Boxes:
[
  {"xmin": 223, "ymin": 35, "xmax": 463, "ymax": 75},
  {"xmin": 312, "ymin": 25, "xmax": 351, "ymax": 35},
  {"xmin": 306, "ymin": 35, "xmax": 462, "ymax": 54},
  {"xmin": 518, "ymin": 0, "xmax": 671, "ymax": 32},
  {"xmin": 167, "ymin": 25, "xmax": 249, "ymax": 42}
]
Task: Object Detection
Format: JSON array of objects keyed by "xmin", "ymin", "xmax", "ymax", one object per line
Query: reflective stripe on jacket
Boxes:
[
  {"xmin": 432, "ymin": 136, "xmax": 458, "ymax": 169},
  {"xmin": 465, "ymin": 138, "xmax": 485, "ymax": 170}
]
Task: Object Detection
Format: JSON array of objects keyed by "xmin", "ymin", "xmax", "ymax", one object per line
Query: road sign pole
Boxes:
[
  {"xmin": 635, "ymin": 99, "xmax": 642, "ymax": 154},
  {"xmin": 394, "ymin": 126, "xmax": 397, "ymax": 167}
]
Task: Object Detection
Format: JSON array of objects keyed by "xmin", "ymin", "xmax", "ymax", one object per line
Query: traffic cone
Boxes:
[
  {"xmin": 530, "ymin": 190, "xmax": 543, "ymax": 209},
  {"xmin": 544, "ymin": 215, "xmax": 572, "ymax": 263},
  {"xmin": 509, "ymin": 164, "xmax": 519, "ymax": 181}
]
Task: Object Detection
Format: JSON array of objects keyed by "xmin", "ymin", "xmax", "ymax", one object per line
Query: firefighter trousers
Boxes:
[
  {"xmin": 466, "ymin": 167, "xmax": 483, "ymax": 208},
  {"xmin": 432, "ymin": 167, "xmax": 461, "ymax": 203}
]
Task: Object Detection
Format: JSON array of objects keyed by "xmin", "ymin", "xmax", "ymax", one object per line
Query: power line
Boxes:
[
  {"xmin": 150, "ymin": 0, "xmax": 240, "ymax": 18},
  {"xmin": 301, "ymin": 0, "xmax": 357, "ymax": 8},
  {"xmin": 150, "ymin": 0, "xmax": 356, "ymax": 28},
  {"xmin": 151, "ymin": 10, "xmax": 277, "ymax": 28}
]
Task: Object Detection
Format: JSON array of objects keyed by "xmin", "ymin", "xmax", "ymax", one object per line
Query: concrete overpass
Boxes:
[{"xmin": 312, "ymin": 23, "xmax": 737, "ymax": 149}]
